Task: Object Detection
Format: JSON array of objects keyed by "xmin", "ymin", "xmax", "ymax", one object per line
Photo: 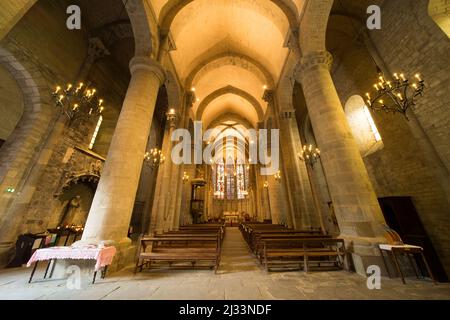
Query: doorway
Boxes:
[{"xmin": 378, "ymin": 196, "xmax": 448, "ymax": 282}]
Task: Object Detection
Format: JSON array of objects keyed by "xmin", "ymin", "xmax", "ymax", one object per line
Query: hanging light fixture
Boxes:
[
  {"xmin": 365, "ymin": 72, "xmax": 425, "ymax": 119},
  {"xmin": 144, "ymin": 148, "xmax": 165, "ymax": 168},
  {"xmin": 52, "ymin": 83, "xmax": 105, "ymax": 124},
  {"xmin": 274, "ymin": 170, "xmax": 282, "ymax": 182},
  {"xmin": 299, "ymin": 144, "xmax": 321, "ymax": 168},
  {"xmin": 335, "ymin": 0, "xmax": 425, "ymax": 120}
]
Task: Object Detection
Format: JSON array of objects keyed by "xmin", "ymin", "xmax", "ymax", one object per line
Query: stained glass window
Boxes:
[
  {"xmin": 215, "ymin": 160, "xmax": 225, "ymax": 199},
  {"xmin": 237, "ymin": 165, "xmax": 245, "ymax": 199}
]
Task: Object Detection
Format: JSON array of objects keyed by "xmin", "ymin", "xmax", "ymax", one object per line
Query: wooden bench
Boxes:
[
  {"xmin": 134, "ymin": 235, "xmax": 221, "ymax": 273},
  {"xmin": 253, "ymin": 234, "xmax": 332, "ymax": 259},
  {"xmin": 261, "ymin": 238, "xmax": 348, "ymax": 272}
]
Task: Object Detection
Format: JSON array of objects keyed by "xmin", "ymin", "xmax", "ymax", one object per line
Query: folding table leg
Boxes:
[
  {"xmin": 407, "ymin": 254, "xmax": 419, "ymax": 279},
  {"xmin": 391, "ymin": 250, "xmax": 405, "ymax": 284},
  {"xmin": 44, "ymin": 259, "xmax": 52, "ymax": 279},
  {"xmin": 29, "ymin": 261, "xmax": 39, "ymax": 284},
  {"xmin": 420, "ymin": 252, "xmax": 436, "ymax": 285},
  {"xmin": 378, "ymin": 248, "xmax": 391, "ymax": 278}
]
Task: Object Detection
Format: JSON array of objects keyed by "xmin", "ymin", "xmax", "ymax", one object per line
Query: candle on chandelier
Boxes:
[
  {"xmin": 66, "ymin": 84, "xmax": 73, "ymax": 91},
  {"xmin": 72, "ymin": 104, "xmax": 79, "ymax": 111},
  {"xmin": 54, "ymin": 86, "xmax": 61, "ymax": 94},
  {"xmin": 400, "ymin": 74, "xmax": 406, "ymax": 82},
  {"xmin": 415, "ymin": 73, "xmax": 422, "ymax": 82},
  {"xmin": 393, "ymin": 73, "xmax": 399, "ymax": 80}
]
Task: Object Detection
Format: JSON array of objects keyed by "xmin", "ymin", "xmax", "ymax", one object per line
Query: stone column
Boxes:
[
  {"xmin": 149, "ymin": 110, "xmax": 178, "ymax": 233},
  {"xmin": 82, "ymin": 56, "xmax": 165, "ymax": 246},
  {"xmin": 295, "ymin": 51, "xmax": 388, "ymax": 275}
]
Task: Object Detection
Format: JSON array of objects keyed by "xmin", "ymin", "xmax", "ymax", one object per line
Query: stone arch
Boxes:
[
  {"xmin": 428, "ymin": 0, "xmax": 450, "ymax": 37},
  {"xmin": 0, "ymin": 47, "xmax": 53, "ymax": 190},
  {"xmin": 299, "ymin": 0, "xmax": 334, "ymax": 55},
  {"xmin": 123, "ymin": 0, "xmax": 156, "ymax": 57},
  {"xmin": 195, "ymin": 86, "xmax": 265, "ymax": 123},
  {"xmin": 187, "ymin": 53, "xmax": 274, "ymax": 89},
  {"xmin": 159, "ymin": 0, "xmax": 299, "ymax": 33},
  {"xmin": 208, "ymin": 113, "xmax": 254, "ymax": 131}
]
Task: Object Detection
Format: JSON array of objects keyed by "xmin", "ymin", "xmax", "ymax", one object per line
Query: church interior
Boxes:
[{"xmin": 0, "ymin": 0, "xmax": 449, "ymax": 300}]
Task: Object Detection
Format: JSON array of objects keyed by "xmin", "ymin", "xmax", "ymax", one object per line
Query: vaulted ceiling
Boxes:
[{"xmin": 152, "ymin": 0, "xmax": 305, "ymax": 131}]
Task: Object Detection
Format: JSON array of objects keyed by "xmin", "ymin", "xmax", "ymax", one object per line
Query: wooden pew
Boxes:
[
  {"xmin": 261, "ymin": 238, "xmax": 347, "ymax": 272},
  {"xmin": 135, "ymin": 235, "xmax": 221, "ymax": 273}
]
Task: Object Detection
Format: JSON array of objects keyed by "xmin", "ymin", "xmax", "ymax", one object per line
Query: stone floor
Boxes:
[{"xmin": 0, "ymin": 228, "xmax": 449, "ymax": 300}]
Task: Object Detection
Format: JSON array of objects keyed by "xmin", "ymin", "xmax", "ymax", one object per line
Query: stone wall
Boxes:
[
  {"xmin": 0, "ymin": 0, "xmax": 131, "ymax": 260},
  {"xmin": 327, "ymin": 0, "xmax": 450, "ymax": 276},
  {"xmin": 0, "ymin": 63, "xmax": 23, "ymax": 140}
]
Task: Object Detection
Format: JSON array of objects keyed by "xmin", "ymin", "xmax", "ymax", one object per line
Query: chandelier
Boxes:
[
  {"xmin": 52, "ymin": 82, "xmax": 104, "ymax": 124},
  {"xmin": 299, "ymin": 144, "xmax": 321, "ymax": 168},
  {"xmin": 365, "ymin": 72, "xmax": 425, "ymax": 119},
  {"xmin": 144, "ymin": 148, "xmax": 165, "ymax": 168}
]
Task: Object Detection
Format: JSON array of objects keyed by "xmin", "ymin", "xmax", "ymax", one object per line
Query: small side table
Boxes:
[{"xmin": 378, "ymin": 244, "xmax": 436, "ymax": 285}]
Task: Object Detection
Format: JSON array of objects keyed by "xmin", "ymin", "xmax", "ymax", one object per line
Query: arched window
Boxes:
[
  {"xmin": 345, "ymin": 95, "xmax": 383, "ymax": 157},
  {"xmin": 214, "ymin": 159, "xmax": 225, "ymax": 199},
  {"xmin": 236, "ymin": 164, "xmax": 246, "ymax": 199},
  {"xmin": 213, "ymin": 160, "xmax": 249, "ymax": 200}
]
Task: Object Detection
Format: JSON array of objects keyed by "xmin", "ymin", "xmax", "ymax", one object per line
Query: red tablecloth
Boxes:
[{"xmin": 27, "ymin": 246, "xmax": 116, "ymax": 271}]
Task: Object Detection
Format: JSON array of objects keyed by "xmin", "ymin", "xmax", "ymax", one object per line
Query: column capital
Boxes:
[
  {"xmin": 294, "ymin": 51, "xmax": 333, "ymax": 83},
  {"xmin": 129, "ymin": 56, "xmax": 166, "ymax": 85}
]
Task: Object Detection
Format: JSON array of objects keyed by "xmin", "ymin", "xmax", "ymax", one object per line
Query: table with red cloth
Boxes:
[{"xmin": 27, "ymin": 245, "xmax": 116, "ymax": 284}]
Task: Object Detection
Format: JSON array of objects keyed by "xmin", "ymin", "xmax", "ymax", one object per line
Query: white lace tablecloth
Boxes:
[
  {"xmin": 379, "ymin": 244, "xmax": 422, "ymax": 251},
  {"xmin": 27, "ymin": 246, "xmax": 117, "ymax": 271}
]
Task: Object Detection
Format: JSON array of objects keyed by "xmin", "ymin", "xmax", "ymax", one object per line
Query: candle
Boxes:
[
  {"xmin": 393, "ymin": 73, "xmax": 399, "ymax": 80},
  {"xmin": 374, "ymin": 84, "xmax": 379, "ymax": 91},
  {"xmin": 400, "ymin": 74, "xmax": 406, "ymax": 81},
  {"xmin": 54, "ymin": 86, "xmax": 61, "ymax": 94},
  {"xmin": 415, "ymin": 73, "xmax": 422, "ymax": 82}
]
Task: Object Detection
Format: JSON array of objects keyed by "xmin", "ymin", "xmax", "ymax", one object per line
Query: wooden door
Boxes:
[{"xmin": 378, "ymin": 196, "xmax": 448, "ymax": 282}]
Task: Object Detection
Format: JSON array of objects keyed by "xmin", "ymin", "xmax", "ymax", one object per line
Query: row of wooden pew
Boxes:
[
  {"xmin": 134, "ymin": 224, "xmax": 225, "ymax": 274},
  {"xmin": 240, "ymin": 223, "xmax": 349, "ymax": 272}
]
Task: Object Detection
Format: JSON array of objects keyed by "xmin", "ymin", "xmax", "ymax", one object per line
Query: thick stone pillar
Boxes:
[
  {"xmin": 149, "ymin": 112, "xmax": 177, "ymax": 233},
  {"xmin": 82, "ymin": 56, "xmax": 165, "ymax": 247},
  {"xmin": 295, "ymin": 51, "xmax": 388, "ymax": 275}
]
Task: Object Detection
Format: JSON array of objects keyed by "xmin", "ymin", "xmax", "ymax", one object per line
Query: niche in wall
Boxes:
[{"xmin": 56, "ymin": 181, "xmax": 96, "ymax": 228}]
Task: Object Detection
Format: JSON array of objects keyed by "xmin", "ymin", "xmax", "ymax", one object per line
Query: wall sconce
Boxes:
[
  {"xmin": 263, "ymin": 181, "xmax": 269, "ymax": 189},
  {"xmin": 274, "ymin": 170, "xmax": 281, "ymax": 181},
  {"xmin": 182, "ymin": 171, "xmax": 190, "ymax": 183}
]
